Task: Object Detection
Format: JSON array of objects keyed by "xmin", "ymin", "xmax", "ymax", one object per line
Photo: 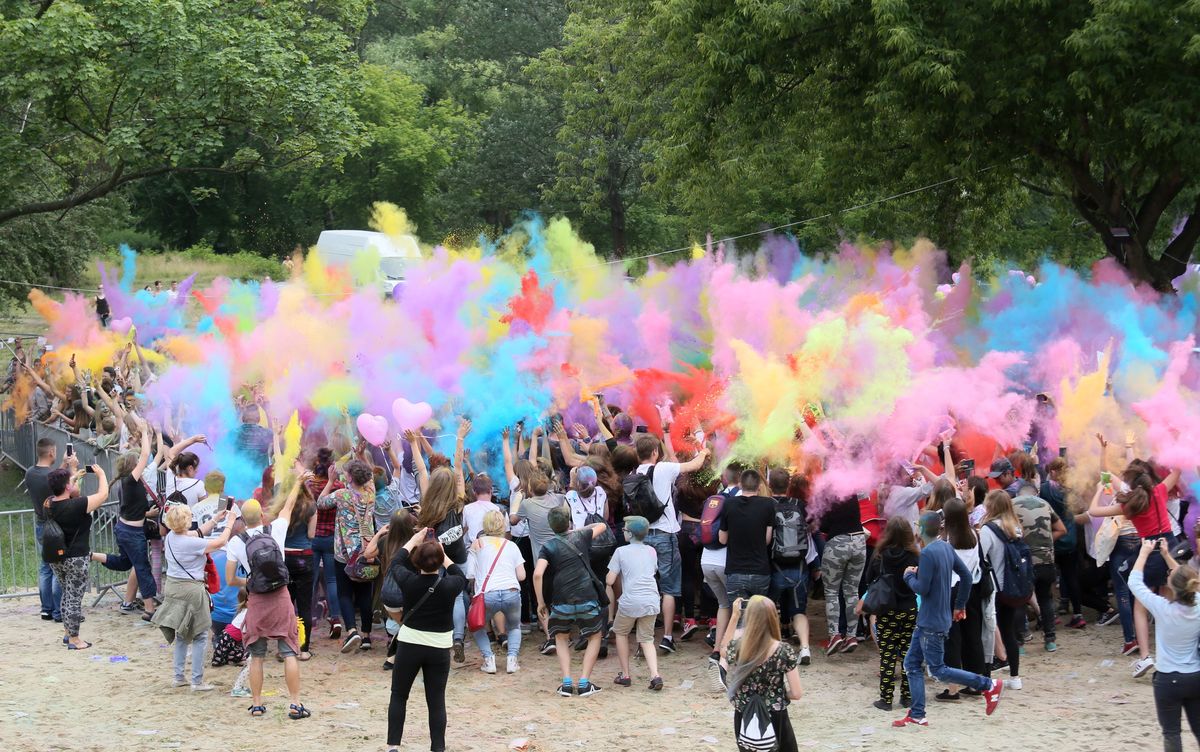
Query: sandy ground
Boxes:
[{"xmin": 0, "ymin": 594, "xmax": 1191, "ymax": 752}]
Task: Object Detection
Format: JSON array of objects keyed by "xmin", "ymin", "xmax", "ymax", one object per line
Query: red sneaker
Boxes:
[
  {"xmin": 891, "ymin": 713, "xmax": 929, "ymax": 728},
  {"xmin": 838, "ymin": 636, "xmax": 859, "ymax": 654},
  {"xmin": 1121, "ymin": 640, "xmax": 1139, "ymax": 656},
  {"xmin": 822, "ymin": 635, "xmax": 846, "ymax": 656},
  {"xmin": 982, "ymin": 678, "xmax": 1004, "ymax": 716}
]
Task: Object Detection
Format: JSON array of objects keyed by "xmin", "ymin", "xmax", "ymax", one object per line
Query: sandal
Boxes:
[
  {"xmin": 298, "ymin": 652, "xmax": 312, "ymax": 662},
  {"xmin": 67, "ymin": 641, "xmax": 93, "ymax": 650},
  {"xmin": 248, "ymin": 705, "xmax": 267, "ymax": 717},
  {"xmin": 288, "ymin": 703, "xmax": 311, "ymax": 720}
]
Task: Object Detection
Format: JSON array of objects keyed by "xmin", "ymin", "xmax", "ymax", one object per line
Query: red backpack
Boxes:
[{"xmin": 699, "ymin": 494, "xmax": 726, "ymax": 549}]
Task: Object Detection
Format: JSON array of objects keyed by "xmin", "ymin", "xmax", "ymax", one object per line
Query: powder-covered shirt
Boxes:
[{"xmin": 607, "ymin": 541, "xmax": 660, "ymax": 617}]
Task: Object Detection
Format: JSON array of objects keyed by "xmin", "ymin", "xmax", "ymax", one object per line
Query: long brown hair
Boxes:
[
  {"xmin": 876, "ymin": 516, "xmax": 919, "ymax": 557},
  {"xmin": 585, "ymin": 456, "xmax": 621, "ymax": 505},
  {"xmin": 417, "ymin": 466, "xmax": 462, "ymax": 528},
  {"xmin": 381, "ymin": 508, "xmax": 417, "ymax": 574},
  {"xmin": 927, "ymin": 477, "xmax": 956, "ymax": 512},
  {"xmin": 287, "ymin": 482, "xmax": 316, "ymax": 535},
  {"xmin": 982, "ymin": 490, "xmax": 1020, "ymax": 538},
  {"xmin": 942, "ymin": 498, "xmax": 976, "ymax": 549},
  {"xmin": 1117, "ymin": 470, "xmax": 1155, "ymax": 517}
]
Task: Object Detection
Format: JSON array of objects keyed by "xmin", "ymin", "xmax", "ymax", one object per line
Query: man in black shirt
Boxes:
[
  {"xmin": 719, "ymin": 470, "xmax": 775, "ymax": 602},
  {"xmin": 820, "ymin": 495, "xmax": 867, "ymax": 655},
  {"xmin": 26, "ymin": 438, "xmax": 68, "ymax": 621}
]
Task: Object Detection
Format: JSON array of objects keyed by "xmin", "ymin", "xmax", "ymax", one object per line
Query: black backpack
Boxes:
[
  {"xmin": 240, "ymin": 530, "xmax": 289, "ymax": 594},
  {"xmin": 41, "ymin": 507, "xmax": 71, "ymax": 564},
  {"xmin": 986, "ymin": 522, "xmax": 1034, "ymax": 606},
  {"xmin": 622, "ymin": 466, "xmax": 666, "ymax": 523}
]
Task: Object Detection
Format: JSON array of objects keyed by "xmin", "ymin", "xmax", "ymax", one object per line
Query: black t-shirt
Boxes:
[
  {"xmin": 25, "ymin": 465, "xmax": 52, "ymax": 522},
  {"xmin": 47, "ymin": 497, "xmax": 92, "ymax": 557},
  {"xmin": 820, "ymin": 496, "xmax": 862, "ymax": 538},
  {"xmin": 541, "ymin": 528, "xmax": 597, "ymax": 606},
  {"xmin": 722, "ymin": 495, "xmax": 776, "ymax": 576},
  {"xmin": 387, "ymin": 550, "xmax": 466, "ymax": 634},
  {"xmin": 434, "ymin": 509, "xmax": 468, "ymax": 565},
  {"xmin": 118, "ymin": 475, "xmax": 151, "ymax": 522}
]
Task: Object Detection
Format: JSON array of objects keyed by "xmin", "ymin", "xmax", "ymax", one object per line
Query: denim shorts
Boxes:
[
  {"xmin": 770, "ymin": 565, "xmax": 808, "ymax": 619},
  {"xmin": 725, "ymin": 572, "xmax": 771, "ymax": 603},
  {"xmin": 248, "ymin": 637, "xmax": 297, "ymax": 659},
  {"xmin": 645, "ymin": 530, "xmax": 682, "ymax": 598}
]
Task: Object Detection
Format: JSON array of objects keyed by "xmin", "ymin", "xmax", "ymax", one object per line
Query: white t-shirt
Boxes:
[
  {"xmin": 608, "ymin": 541, "xmax": 660, "ymax": 617},
  {"xmin": 164, "ymin": 532, "xmax": 209, "ymax": 580},
  {"xmin": 507, "ymin": 479, "xmax": 529, "ymax": 538},
  {"xmin": 701, "ymin": 545, "xmax": 727, "ymax": 569},
  {"xmin": 470, "ymin": 537, "xmax": 524, "ymax": 593},
  {"xmin": 227, "ymin": 518, "xmax": 289, "ymax": 573},
  {"xmin": 951, "ymin": 541, "xmax": 982, "ymax": 587},
  {"xmin": 636, "ymin": 462, "xmax": 682, "ymax": 534},
  {"xmin": 566, "ymin": 487, "xmax": 608, "ymax": 531},
  {"xmin": 463, "ymin": 499, "xmax": 504, "ymax": 543},
  {"xmin": 145, "ymin": 463, "xmax": 206, "ymax": 508},
  {"xmin": 191, "ymin": 495, "xmax": 242, "ymax": 540}
]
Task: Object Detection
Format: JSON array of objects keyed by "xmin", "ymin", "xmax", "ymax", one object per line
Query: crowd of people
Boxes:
[{"xmin": 10, "ymin": 335, "xmax": 1200, "ymax": 752}]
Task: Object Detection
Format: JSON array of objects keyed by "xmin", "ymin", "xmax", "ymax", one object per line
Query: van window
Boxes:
[{"xmin": 380, "ymin": 257, "xmax": 406, "ymax": 280}]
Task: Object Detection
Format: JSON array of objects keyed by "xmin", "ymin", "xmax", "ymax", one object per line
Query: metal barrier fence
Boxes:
[{"xmin": 0, "ymin": 410, "xmax": 125, "ymax": 601}]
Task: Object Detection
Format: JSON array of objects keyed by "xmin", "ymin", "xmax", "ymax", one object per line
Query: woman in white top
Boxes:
[
  {"xmin": 565, "ymin": 466, "xmax": 608, "ymax": 532},
  {"xmin": 979, "ymin": 490, "xmax": 1024, "ymax": 689},
  {"xmin": 941, "ymin": 498, "xmax": 986, "ymax": 699},
  {"xmin": 468, "ymin": 510, "xmax": 527, "ymax": 674},
  {"xmin": 150, "ymin": 504, "xmax": 235, "ymax": 691},
  {"xmin": 1130, "ymin": 539, "xmax": 1200, "ymax": 752}
]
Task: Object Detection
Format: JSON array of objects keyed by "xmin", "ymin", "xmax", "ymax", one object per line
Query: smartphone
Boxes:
[
  {"xmin": 84, "ymin": 465, "xmax": 96, "ymax": 474},
  {"xmin": 65, "ymin": 442, "xmax": 74, "ymax": 458},
  {"xmin": 1059, "ymin": 446, "xmax": 1068, "ymax": 458},
  {"xmin": 636, "ymin": 425, "xmax": 648, "ymax": 433},
  {"xmin": 961, "ymin": 458, "xmax": 976, "ymax": 475},
  {"xmin": 224, "ymin": 496, "xmax": 235, "ymax": 512}
]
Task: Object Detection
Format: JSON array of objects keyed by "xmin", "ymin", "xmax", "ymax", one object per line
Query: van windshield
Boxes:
[{"xmin": 379, "ymin": 257, "xmax": 406, "ymax": 280}]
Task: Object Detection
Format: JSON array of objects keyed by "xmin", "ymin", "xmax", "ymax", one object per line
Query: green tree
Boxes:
[
  {"xmin": 0, "ymin": 0, "xmax": 368, "ymax": 226},
  {"xmin": 630, "ymin": 0, "xmax": 1200, "ymax": 289}
]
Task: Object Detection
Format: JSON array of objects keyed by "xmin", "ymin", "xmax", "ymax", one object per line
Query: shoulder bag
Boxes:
[
  {"xmin": 467, "ymin": 540, "xmax": 506, "ymax": 632},
  {"xmin": 561, "ymin": 533, "xmax": 610, "ymax": 610}
]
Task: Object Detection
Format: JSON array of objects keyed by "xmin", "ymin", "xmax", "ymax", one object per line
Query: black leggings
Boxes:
[
  {"xmin": 995, "ymin": 601, "xmax": 1023, "ymax": 677},
  {"xmin": 388, "ymin": 642, "xmax": 451, "ymax": 750},
  {"xmin": 1055, "ymin": 549, "xmax": 1083, "ymax": 615},
  {"xmin": 286, "ymin": 553, "xmax": 314, "ymax": 652},
  {"xmin": 678, "ymin": 524, "xmax": 701, "ymax": 620},
  {"xmin": 335, "ymin": 564, "xmax": 373, "ymax": 635},
  {"xmin": 733, "ymin": 707, "xmax": 797, "ymax": 752},
  {"xmin": 516, "ymin": 536, "xmax": 535, "ymax": 624},
  {"xmin": 946, "ymin": 583, "xmax": 986, "ymax": 676}
]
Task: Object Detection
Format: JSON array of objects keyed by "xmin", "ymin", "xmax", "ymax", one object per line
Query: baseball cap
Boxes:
[
  {"xmin": 987, "ymin": 458, "xmax": 1014, "ymax": 478},
  {"xmin": 623, "ymin": 515, "xmax": 649, "ymax": 538}
]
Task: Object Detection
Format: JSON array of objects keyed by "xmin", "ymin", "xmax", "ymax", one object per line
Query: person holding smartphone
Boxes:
[{"xmin": 43, "ymin": 464, "xmax": 110, "ymax": 650}]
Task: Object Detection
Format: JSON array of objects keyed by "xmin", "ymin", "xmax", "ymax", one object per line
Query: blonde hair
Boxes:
[
  {"xmin": 481, "ymin": 509, "xmax": 507, "ymax": 538},
  {"xmin": 417, "ymin": 467, "xmax": 462, "ymax": 529},
  {"xmin": 241, "ymin": 499, "xmax": 263, "ymax": 527},
  {"xmin": 982, "ymin": 490, "xmax": 1020, "ymax": 538},
  {"xmin": 115, "ymin": 451, "xmax": 139, "ymax": 479},
  {"xmin": 164, "ymin": 504, "xmax": 193, "ymax": 535},
  {"xmin": 1169, "ymin": 565, "xmax": 1200, "ymax": 607},
  {"xmin": 204, "ymin": 470, "xmax": 226, "ymax": 495},
  {"xmin": 732, "ymin": 595, "xmax": 783, "ymax": 671}
]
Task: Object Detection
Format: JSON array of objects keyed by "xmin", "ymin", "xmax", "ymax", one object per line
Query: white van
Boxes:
[{"xmin": 316, "ymin": 230, "xmax": 422, "ymax": 296}]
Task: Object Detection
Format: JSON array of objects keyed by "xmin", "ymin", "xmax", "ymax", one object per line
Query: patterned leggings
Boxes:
[
  {"xmin": 877, "ymin": 607, "xmax": 917, "ymax": 704},
  {"xmin": 49, "ymin": 556, "xmax": 89, "ymax": 637}
]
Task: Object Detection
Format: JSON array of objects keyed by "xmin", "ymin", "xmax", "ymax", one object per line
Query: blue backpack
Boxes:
[{"xmin": 986, "ymin": 522, "xmax": 1034, "ymax": 606}]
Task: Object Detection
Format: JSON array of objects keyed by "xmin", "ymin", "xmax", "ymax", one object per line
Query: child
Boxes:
[
  {"xmin": 606, "ymin": 516, "xmax": 663, "ymax": 690},
  {"xmin": 211, "ymin": 589, "xmax": 252, "ymax": 698}
]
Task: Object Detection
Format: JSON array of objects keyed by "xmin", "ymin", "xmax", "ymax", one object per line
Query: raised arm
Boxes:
[
  {"xmin": 1087, "ymin": 483, "xmax": 1122, "ymax": 517},
  {"xmin": 941, "ymin": 442, "xmax": 957, "ymax": 483},
  {"xmin": 454, "ymin": 418, "xmax": 471, "ymax": 499},
  {"xmin": 502, "ymin": 427, "xmax": 516, "ymax": 483},
  {"xmin": 553, "ymin": 421, "xmax": 586, "ymax": 469},
  {"xmin": 165, "ymin": 433, "xmax": 207, "ymax": 463},
  {"xmin": 275, "ymin": 472, "xmax": 304, "ymax": 524},
  {"xmin": 679, "ymin": 446, "xmax": 711, "ymax": 474},
  {"xmin": 662, "ymin": 423, "xmax": 678, "ymax": 462},
  {"xmin": 203, "ymin": 511, "xmax": 238, "ymax": 554},
  {"xmin": 85, "ymin": 465, "xmax": 111, "ymax": 512},
  {"xmin": 1162, "ymin": 467, "xmax": 1181, "ymax": 493},
  {"xmin": 130, "ymin": 413, "xmax": 152, "ymax": 478},
  {"xmin": 405, "ymin": 430, "xmax": 430, "ymax": 495}
]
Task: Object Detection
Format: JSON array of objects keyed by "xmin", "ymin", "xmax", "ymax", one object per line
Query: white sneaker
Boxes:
[
  {"xmin": 506, "ymin": 656, "xmax": 519, "ymax": 674},
  {"xmin": 190, "ymin": 683, "xmax": 216, "ymax": 692},
  {"xmin": 1133, "ymin": 656, "xmax": 1155, "ymax": 678},
  {"xmin": 798, "ymin": 647, "xmax": 811, "ymax": 666},
  {"xmin": 481, "ymin": 656, "xmax": 497, "ymax": 674},
  {"xmin": 1007, "ymin": 676, "xmax": 1023, "ymax": 690},
  {"xmin": 172, "ymin": 678, "xmax": 188, "ymax": 688}
]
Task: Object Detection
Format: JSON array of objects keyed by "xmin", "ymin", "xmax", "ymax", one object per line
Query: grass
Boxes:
[{"xmin": 0, "ymin": 462, "xmax": 40, "ymax": 593}]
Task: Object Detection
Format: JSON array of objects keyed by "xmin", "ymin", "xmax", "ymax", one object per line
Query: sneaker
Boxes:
[
  {"xmin": 982, "ymin": 678, "xmax": 1004, "ymax": 715},
  {"xmin": 1007, "ymin": 676, "xmax": 1023, "ymax": 690},
  {"xmin": 40, "ymin": 611, "xmax": 53, "ymax": 621},
  {"xmin": 657, "ymin": 636, "xmax": 676, "ymax": 654},
  {"xmin": 1019, "ymin": 630, "xmax": 1033, "ymax": 644},
  {"xmin": 172, "ymin": 678, "xmax": 188, "ymax": 688},
  {"xmin": 359, "ymin": 637, "xmax": 373, "ymax": 651},
  {"xmin": 556, "ymin": 681, "xmax": 574, "ymax": 697},
  {"xmin": 708, "ymin": 650, "xmax": 720, "ymax": 666},
  {"xmin": 1121, "ymin": 640, "xmax": 1139, "ymax": 656},
  {"xmin": 191, "ymin": 683, "xmax": 216, "ymax": 692},
  {"xmin": 119, "ymin": 601, "xmax": 139, "ymax": 614},
  {"xmin": 991, "ymin": 658, "xmax": 1009, "ymax": 672},
  {"xmin": 708, "ymin": 661, "xmax": 726, "ymax": 692},
  {"xmin": 507, "ymin": 656, "xmax": 519, "ymax": 674},
  {"xmin": 1132, "ymin": 656, "xmax": 1155, "ymax": 678},
  {"xmin": 1097, "ymin": 608, "xmax": 1119, "ymax": 626},
  {"xmin": 873, "ymin": 700, "xmax": 892, "ymax": 711},
  {"xmin": 540, "ymin": 639, "xmax": 557, "ymax": 655},
  {"xmin": 576, "ymin": 682, "xmax": 602, "ymax": 697},
  {"xmin": 935, "ymin": 689, "xmax": 960, "ymax": 702},
  {"xmin": 329, "ymin": 622, "xmax": 342, "ymax": 640},
  {"xmin": 452, "ymin": 640, "xmax": 465, "ymax": 664},
  {"xmin": 1045, "ymin": 641, "xmax": 1058, "ymax": 652},
  {"xmin": 340, "ymin": 632, "xmax": 362, "ymax": 653},
  {"xmin": 680, "ymin": 619, "xmax": 700, "ymax": 641},
  {"xmin": 614, "ymin": 673, "xmax": 632, "ymax": 687},
  {"xmin": 704, "ymin": 627, "xmax": 716, "ymax": 648},
  {"xmin": 520, "ymin": 622, "xmax": 533, "ymax": 634},
  {"xmin": 891, "ymin": 713, "xmax": 929, "ymax": 728},
  {"xmin": 799, "ymin": 647, "xmax": 811, "ymax": 666},
  {"xmin": 572, "ymin": 635, "xmax": 589, "ymax": 652},
  {"xmin": 649, "ymin": 675, "xmax": 663, "ymax": 691},
  {"xmin": 961, "ymin": 687, "xmax": 982, "ymax": 697},
  {"xmin": 823, "ymin": 635, "xmax": 846, "ymax": 656},
  {"xmin": 480, "ymin": 656, "xmax": 496, "ymax": 674},
  {"xmin": 231, "ymin": 687, "xmax": 251, "ymax": 698},
  {"xmin": 838, "ymin": 636, "xmax": 859, "ymax": 654},
  {"xmin": 1068, "ymin": 615, "xmax": 1087, "ymax": 630}
]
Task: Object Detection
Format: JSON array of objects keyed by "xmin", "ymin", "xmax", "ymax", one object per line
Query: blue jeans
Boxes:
[
  {"xmin": 645, "ymin": 530, "xmax": 682, "ymax": 597},
  {"xmin": 904, "ymin": 626, "xmax": 992, "ymax": 720},
  {"xmin": 101, "ymin": 520, "xmax": 158, "ymax": 601},
  {"xmin": 770, "ymin": 565, "xmax": 808, "ymax": 619},
  {"xmin": 174, "ymin": 630, "xmax": 209, "ymax": 685},
  {"xmin": 34, "ymin": 522, "xmax": 63, "ymax": 619},
  {"xmin": 725, "ymin": 572, "xmax": 771, "ymax": 603},
  {"xmin": 1109, "ymin": 535, "xmax": 1139, "ymax": 643},
  {"xmin": 311, "ymin": 534, "xmax": 340, "ymax": 623},
  {"xmin": 472, "ymin": 589, "xmax": 522, "ymax": 659}
]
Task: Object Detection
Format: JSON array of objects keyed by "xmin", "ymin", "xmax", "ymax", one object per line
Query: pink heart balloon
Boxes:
[
  {"xmin": 110, "ymin": 317, "xmax": 133, "ymax": 334},
  {"xmin": 355, "ymin": 413, "xmax": 389, "ymax": 446},
  {"xmin": 392, "ymin": 397, "xmax": 433, "ymax": 432}
]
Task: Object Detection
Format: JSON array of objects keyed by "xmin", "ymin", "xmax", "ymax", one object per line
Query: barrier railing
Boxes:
[{"xmin": 0, "ymin": 410, "xmax": 124, "ymax": 601}]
